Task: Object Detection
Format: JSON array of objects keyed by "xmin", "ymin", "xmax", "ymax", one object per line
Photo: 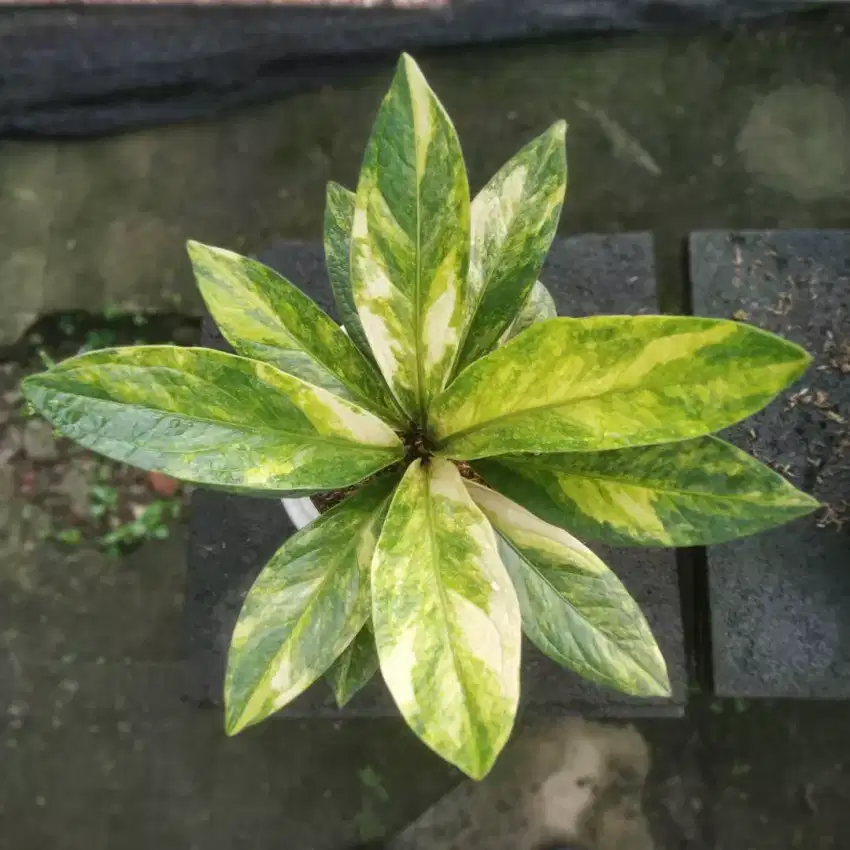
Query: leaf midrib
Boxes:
[
  {"xmin": 461, "ymin": 128, "xmax": 558, "ymax": 365},
  {"xmin": 438, "ymin": 377, "xmax": 720, "ymax": 445},
  {"xmin": 501, "ymin": 460, "xmax": 795, "ymax": 507},
  {"xmin": 423, "ymin": 469, "xmax": 480, "ymax": 761},
  {"xmin": 232, "ymin": 524, "xmax": 369, "ymax": 729},
  {"xmin": 38, "ymin": 383, "xmax": 399, "ymax": 454},
  {"xmin": 412, "ymin": 80, "xmax": 426, "ymax": 424}
]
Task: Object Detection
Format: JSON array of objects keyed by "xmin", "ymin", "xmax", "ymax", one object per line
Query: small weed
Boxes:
[
  {"xmin": 100, "ymin": 500, "xmax": 182, "ymax": 554},
  {"xmin": 89, "ymin": 484, "xmax": 119, "ymax": 520},
  {"xmin": 80, "ymin": 328, "xmax": 118, "ymax": 353},
  {"xmin": 54, "ymin": 527, "xmax": 82, "ymax": 546},
  {"xmin": 354, "ymin": 766, "xmax": 390, "ymax": 843},
  {"xmin": 36, "ymin": 348, "xmax": 56, "ymax": 369}
]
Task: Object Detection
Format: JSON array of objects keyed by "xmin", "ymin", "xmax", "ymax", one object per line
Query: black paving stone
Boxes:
[
  {"xmin": 184, "ymin": 234, "xmax": 687, "ymax": 717},
  {"xmin": 690, "ymin": 230, "xmax": 850, "ymax": 697}
]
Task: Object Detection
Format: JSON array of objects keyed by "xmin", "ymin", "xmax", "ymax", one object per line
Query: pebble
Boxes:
[
  {"xmin": 22, "ymin": 420, "xmax": 59, "ymax": 461},
  {"xmin": 56, "ymin": 467, "xmax": 90, "ymax": 518},
  {"xmin": 0, "ymin": 427, "xmax": 22, "ymax": 464},
  {"xmin": 0, "ymin": 466, "xmax": 13, "ymax": 506}
]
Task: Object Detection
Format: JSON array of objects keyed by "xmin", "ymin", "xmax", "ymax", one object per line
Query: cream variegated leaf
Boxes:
[
  {"xmin": 22, "ymin": 346, "xmax": 403, "ymax": 493},
  {"xmin": 324, "ymin": 182, "xmax": 377, "ymax": 365},
  {"xmin": 432, "ymin": 316, "xmax": 811, "ymax": 459},
  {"xmin": 500, "ymin": 280, "xmax": 557, "ymax": 344},
  {"xmin": 351, "ymin": 54, "xmax": 470, "ymax": 422},
  {"xmin": 466, "ymin": 481, "xmax": 670, "ymax": 698},
  {"xmin": 326, "ymin": 623, "xmax": 380, "ymax": 708},
  {"xmin": 187, "ymin": 241, "xmax": 402, "ymax": 426},
  {"xmin": 474, "ymin": 437, "xmax": 820, "ymax": 547},
  {"xmin": 456, "ymin": 122, "xmax": 566, "ymax": 371},
  {"xmin": 372, "ymin": 458, "xmax": 521, "ymax": 779},
  {"xmin": 225, "ymin": 478, "xmax": 395, "ymax": 733}
]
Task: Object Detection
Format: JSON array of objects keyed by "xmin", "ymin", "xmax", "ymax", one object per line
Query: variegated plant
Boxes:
[{"xmin": 23, "ymin": 54, "xmax": 819, "ymax": 780}]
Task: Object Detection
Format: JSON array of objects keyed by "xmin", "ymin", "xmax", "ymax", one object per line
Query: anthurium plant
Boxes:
[{"xmin": 23, "ymin": 54, "xmax": 818, "ymax": 779}]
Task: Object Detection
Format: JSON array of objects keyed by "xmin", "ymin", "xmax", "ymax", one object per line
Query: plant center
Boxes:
[{"xmin": 404, "ymin": 426, "xmax": 436, "ymax": 464}]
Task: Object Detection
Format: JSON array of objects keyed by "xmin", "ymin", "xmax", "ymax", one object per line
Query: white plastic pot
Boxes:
[{"xmin": 282, "ymin": 495, "xmax": 320, "ymax": 530}]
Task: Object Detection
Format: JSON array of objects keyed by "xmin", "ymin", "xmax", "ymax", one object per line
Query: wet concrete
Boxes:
[{"xmin": 2, "ymin": 12, "xmax": 849, "ymax": 343}]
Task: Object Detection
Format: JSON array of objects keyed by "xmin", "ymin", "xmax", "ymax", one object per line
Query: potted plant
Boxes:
[{"xmin": 23, "ymin": 54, "xmax": 818, "ymax": 780}]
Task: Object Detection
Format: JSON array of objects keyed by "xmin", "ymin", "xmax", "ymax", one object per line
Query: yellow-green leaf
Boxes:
[
  {"xmin": 187, "ymin": 240, "xmax": 402, "ymax": 426},
  {"xmin": 226, "ymin": 478, "xmax": 395, "ymax": 733},
  {"xmin": 351, "ymin": 54, "xmax": 470, "ymax": 423},
  {"xmin": 500, "ymin": 280, "xmax": 557, "ymax": 344},
  {"xmin": 466, "ymin": 481, "xmax": 670, "ymax": 698},
  {"xmin": 324, "ymin": 182, "xmax": 377, "ymax": 366},
  {"xmin": 432, "ymin": 316, "xmax": 811, "ymax": 460},
  {"xmin": 22, "ymin": 346, "xmax": 403, "ymax": 493},
  {"xmin": 371, "ymin": 458, "xmax": 520, "ymax": 779},
  {"xmin": 326, "ymin": 623, "xmax": 380, "ymax": 708},
  {"xmin": 456, "ymin": 122, "xmax": 566, "ymax": 371},
  {"xmin": 474, "ymin": 437, "xmax": 820, "ymax": 547}
]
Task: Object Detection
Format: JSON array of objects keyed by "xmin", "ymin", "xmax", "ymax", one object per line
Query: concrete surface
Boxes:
[
  {"xmin": 692, "ymin": 231, "xmax": 850, "ymax": 698},
  {"xmin": 2, "ymin": 8, "xmax": 850, "ymax": 850},
  {"xmin": 387, "ymin": 698, "xmax": 850, "ymax": 850}
]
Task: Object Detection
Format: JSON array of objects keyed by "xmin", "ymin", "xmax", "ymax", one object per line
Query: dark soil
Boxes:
[
  {"xmin": 1, "ymin": 312, "xmax": 200, "ymax": 551},
  {"xmin": 311, "ymin": 487, "xmax": 358, "ymax": 513}
]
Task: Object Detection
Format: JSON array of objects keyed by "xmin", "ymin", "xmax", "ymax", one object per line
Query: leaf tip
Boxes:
[
  {"xmin": 646, "ymin": 659, "xmax": 672, "ymax": 699},
  {"xmin": 463, "ymin": 762, "xmax": 492, "ymax": 782},
  {"xmin": 326, "ymin": 179, "xmax": 345, "ymax": 199},
  {"xmin": 224, "ymin": 704, "xmax": 253, "ymax": 737},
  {"xmin": 397, "ymin": 52, "xmax": 427, "ymax": 88},
  {"xmin": 796, "ymin": 490, "xmax": 823, "ymax": 513},
  {"xmin": 551, "ymin": 119, "xmax": 568, "ymax": 141},
  {"xmin": 185, "ymin": 239, "xmax": 217, "ymax": 267},
  {"xmin": 20, "ymin": 373, "xmax": 52, "ymax": 412}
]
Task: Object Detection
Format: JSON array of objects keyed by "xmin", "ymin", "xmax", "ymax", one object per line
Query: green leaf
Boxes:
[
  {"xmin": 500, "ymin": 280, "xmax": 557, "ymax": 344},
  {"xmin": 371, "ymin": 458, "xmax": 520, "ymax": 779},
  {"xmin": 455, "ymin": 122, "xmax": 566, "ymax": 371},
  {"xmin": 474, "ymin": 437, "xmax": 820, "ymax": 547},
  {"xmin": 326, "ymin": 623, "xmax": 380, "ymax": 708},
  {"xmin": 432, "ymin": 316, "xmax": 811, "ymax": 460},
  {"xmin": 22, "ymin": 346, "xmax": 403, "ymax": 494},
  {"xmin": 466, "ymin": 481, "xmax": 670, "ymax": 698},
  {"xmin": 351, "ymin": 54, "xmax": 470, "ymax": 423},
  {"xmin": 324, "ymin": 182, "xmax": 377, "ymax": 365},
  {"xmin": 187, "ymin": 241, "xmax": 402, "ymax": 426},
  {"xmin": 225, "ymin": 478, "xmax": 395, "ymax": 733}
]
